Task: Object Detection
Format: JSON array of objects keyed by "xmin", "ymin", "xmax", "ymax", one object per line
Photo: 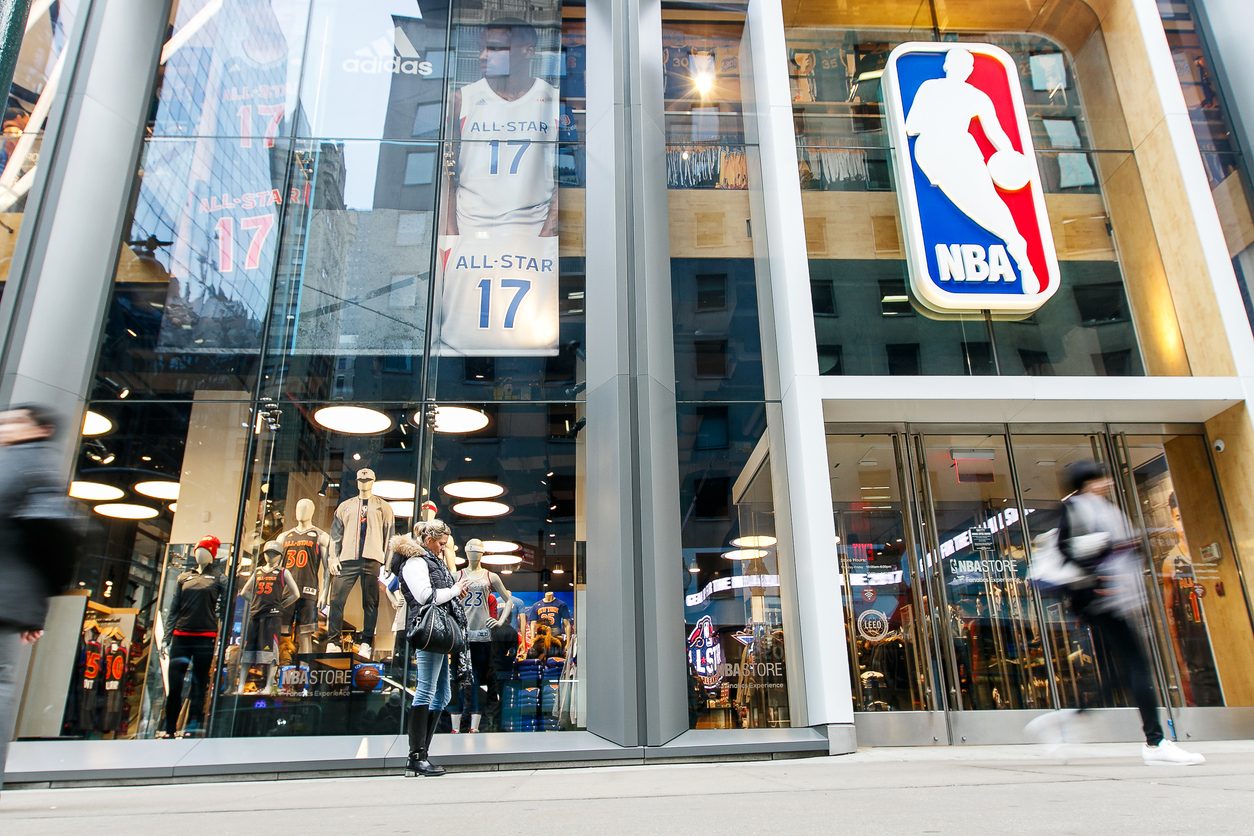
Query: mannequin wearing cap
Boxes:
[
  {"xmin": 328, "ymin": 469, "xmax": 395, "ymax": 658},
  {"xmin": 278, "ymin": 498, "xmax": 336, "ymax": 655},
  {"xmin": 237, "ymin": 539, "xmax": 299, "ymax": 693},
  {"xmin": 448, "ymin": 538, "xmax": 513, "ymax": 734},
  {"xmin": 158, "ymin": 535, "xmax": 224, "ymax": 738}
]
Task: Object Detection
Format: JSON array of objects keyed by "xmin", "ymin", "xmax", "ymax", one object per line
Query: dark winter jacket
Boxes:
[{"xmin": 0, "ymin": 440, "xmax": 63, "ymax": 630}]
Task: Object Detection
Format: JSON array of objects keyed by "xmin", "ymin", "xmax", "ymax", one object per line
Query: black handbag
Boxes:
[{"xmin": 406, "ymin": 599, "xmax": 465, "ymax": 654}]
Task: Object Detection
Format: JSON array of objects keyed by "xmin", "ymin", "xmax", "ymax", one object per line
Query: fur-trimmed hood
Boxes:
[{"xmin": 390, "ymin": 534, "xmax": 424, "ymax": 559}]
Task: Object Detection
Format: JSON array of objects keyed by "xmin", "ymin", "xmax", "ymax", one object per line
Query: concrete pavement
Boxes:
[{"xmin": 4, "ymin": 740, "xmax": 1253, "ymax": 834}]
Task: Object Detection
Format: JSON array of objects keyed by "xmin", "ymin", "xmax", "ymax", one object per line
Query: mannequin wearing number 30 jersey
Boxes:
[{"xmin": 278, "ymin": 498, "xmax": 335, "ymax": 655}]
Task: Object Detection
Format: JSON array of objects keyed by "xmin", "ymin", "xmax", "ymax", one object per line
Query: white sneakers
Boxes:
[
  {"xmin": 1143, "ymin": 739, "xmax": 1206, "ymax": 766},
  {"xmin": 357, "ymin": 643, "xmax": 373, "ymax": 660},
  {"xmin": 325, "ymin": 642, "xmax": 342, "ymax": 653}
]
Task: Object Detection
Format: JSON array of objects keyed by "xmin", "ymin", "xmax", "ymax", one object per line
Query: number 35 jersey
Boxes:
[
  {"xmin": 456, "ymin": 77, "xmax": 560, "ymax": 234},
  {"xmin": 438, "ymin": 232, "xmax": 559, "ymax": 356}
]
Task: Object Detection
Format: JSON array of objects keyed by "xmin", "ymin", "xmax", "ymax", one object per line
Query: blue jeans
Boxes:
[{"xmin": 413, "ymin": 649, "xmax": 451, "ymax": 710}]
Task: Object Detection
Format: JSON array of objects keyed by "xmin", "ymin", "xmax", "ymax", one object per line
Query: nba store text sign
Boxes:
[{"xmin": 883, "ymin": 43, "xmax": 1060, "ymax": 316}]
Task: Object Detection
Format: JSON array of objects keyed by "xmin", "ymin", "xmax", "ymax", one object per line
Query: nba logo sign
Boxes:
[{"xmin": 883, "ymin": 43, "xmax": 1060, "ymax": 316}]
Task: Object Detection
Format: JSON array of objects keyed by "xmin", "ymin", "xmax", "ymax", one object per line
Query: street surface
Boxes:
[{"xmin": 4, "ymin": 740, "xmax": 1253, "ymax": 834}]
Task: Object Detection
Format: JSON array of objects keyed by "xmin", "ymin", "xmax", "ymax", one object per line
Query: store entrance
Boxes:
[{"xmin": 831, "ymin": 425, "xmax": 1254, "ymax": 746}]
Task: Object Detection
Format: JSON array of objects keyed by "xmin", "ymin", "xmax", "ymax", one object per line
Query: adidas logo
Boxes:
[{"xmin": 343, "ymin": 25, "xmax": 434, "ymax": 77}]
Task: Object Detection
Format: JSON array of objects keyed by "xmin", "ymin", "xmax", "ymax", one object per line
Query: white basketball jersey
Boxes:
[
  {"xmin": 437, "ymin": 231, "xmax": 560, "ymax": 356},
  {"xmin": 456, "ymin": 77, "xmax": 559, "ymax": 233}
]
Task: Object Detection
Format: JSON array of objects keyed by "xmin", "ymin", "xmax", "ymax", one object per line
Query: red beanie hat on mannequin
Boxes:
[{"xmin": 195, "ymin": 535, "xmax": 221, "ymax": 559}]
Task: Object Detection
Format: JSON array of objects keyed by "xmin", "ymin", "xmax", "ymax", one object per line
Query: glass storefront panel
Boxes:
[
  {"xmin": 0, "ymin": 1, "xmax": 84, "ymax": 284},
  {"xmin": 681, "ymin": 404, "xmax": 790, "ymax": 729},
  {"xmin": 916, "ymin": 433, "xmax": 1047, "ymax": 711},
  {"xmin": 829, "ymin": 434, "xmax": 934, "ymax": 712},
  {"xmin": 1009, "ymin": 432, "xmax": 1123, "ymax": 711},
  {"xmin": 1120, "ymin": 433, "xmax": 1254, "ymax": 708}
]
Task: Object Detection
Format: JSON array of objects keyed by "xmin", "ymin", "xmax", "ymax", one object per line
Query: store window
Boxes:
[
  {"xmin": 0, "ymin": 1, "xmax": 84, "ymax": 284},
  {"xmin": 52, "ymin": 0, "xmax": 590, "ymax": 742},
  {"xmin": 786, "ymin": 2, "xmax": 1152, "ymax": 377}
]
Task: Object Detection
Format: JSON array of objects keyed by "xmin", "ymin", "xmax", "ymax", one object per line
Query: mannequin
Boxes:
[
  {"xmin": 279, "ymin": 498, "xmax": 335, "ymax": 655},
  {"xmin": 159, "ymin": 535, "xmax": 224, "ymax": 738},
  {"xmin": 524, "ymin": 590, "xmax": 573, "ymax": 643},
  {"xmin": 420, "ymin": 500, "xmax": 460, "ymax": 571},
  {"xmin": 328, "ymin": 468, "xmax": 395, "ymax": 658},
  {"xmin": 238, "ymin": 539, "xmax": 299, "ymax": 693},
  {"xmin": 448, "ymin": 538, "xmax": 513, "ymax": 733}
]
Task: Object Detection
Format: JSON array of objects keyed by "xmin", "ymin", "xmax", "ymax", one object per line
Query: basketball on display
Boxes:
[
  {"xmin": 353, "ymin": 665, "xmax": 381, "ymax": 690},
  {"xmin": 987, "ymin": 150, "xmax": 1032, "ymax": 190}
]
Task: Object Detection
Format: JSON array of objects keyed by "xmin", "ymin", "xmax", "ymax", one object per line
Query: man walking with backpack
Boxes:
[{"xmin": 1026, "ymin": 460, "xmax": 1205, "ymax": 765}]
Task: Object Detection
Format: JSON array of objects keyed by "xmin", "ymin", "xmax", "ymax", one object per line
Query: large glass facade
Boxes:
[
  {"xmin": 4, "ymin": 0, "xmax": 1252, "ymax": 762},
  {"xmin": 65, "ymin": 0, "xmax": 588, "ymax": 740}
]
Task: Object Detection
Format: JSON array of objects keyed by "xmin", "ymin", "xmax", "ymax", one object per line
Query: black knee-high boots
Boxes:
[{"xmin": 405, "ymin": 706, "xmax": 446, "ymax": 777}]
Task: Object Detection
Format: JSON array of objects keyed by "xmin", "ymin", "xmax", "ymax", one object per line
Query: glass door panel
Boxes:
[
  {"xmin": 1118, "ymin": 434, "xmax": 1254, "ymax": 707},
  {"xmin": 1008, "ymin": 433, "xmax": 1112, "ymax": 710},
  {"xmin": 917, "ymin": 433, "xmax": 1048, "ymax": 711},
  {"xmin": 828, "ymin": 434, "xmax": 934, "ymax": 712}
]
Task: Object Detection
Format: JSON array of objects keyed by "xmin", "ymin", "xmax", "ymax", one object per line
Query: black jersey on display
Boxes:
[
  {"xmin": 170, "ymin": 571, "xmax": 224, "ymax": 635},
  {"xmin": 248, "ymin": 567, "xmax": 286, "ymax": 618},
  {"xmin": 282, "ymin": 530, "xmax": 323, "ymax": 598}
]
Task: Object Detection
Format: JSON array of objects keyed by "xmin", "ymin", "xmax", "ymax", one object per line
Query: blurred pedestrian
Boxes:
[
  {"xmin": 1026, "ymin": 460, "xmax": 1204, "ymax": 765},
  {"xmin": 0, "ymin": 404, "xmax": 72, "ymax": 793}
]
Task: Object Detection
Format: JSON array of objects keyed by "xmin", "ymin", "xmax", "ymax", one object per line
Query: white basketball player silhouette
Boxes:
[{"xmin": 905, "ymin": 47, "xmax": 1038, "ymax": 292}]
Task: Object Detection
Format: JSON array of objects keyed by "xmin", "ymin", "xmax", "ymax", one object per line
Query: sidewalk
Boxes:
[{"xmin": 4, "ymin": 740, "xmax": 1253, "ymax": 834}]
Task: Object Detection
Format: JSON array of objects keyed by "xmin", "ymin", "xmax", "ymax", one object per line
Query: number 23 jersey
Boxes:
[{"xmin": 455, "ymin": 77, "xmax": 559, "ymax": 233}]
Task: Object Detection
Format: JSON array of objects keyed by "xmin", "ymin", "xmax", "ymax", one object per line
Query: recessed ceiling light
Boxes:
[
  {"xmin": 722, "ymin": 548, "xmax": 768, "ymax": 561},
  {"xmin": 94, "ymin": 503, "xmax": 159, "ymax": 520},
  {"xmin": 313, "ymin": 405, "xmax": 391, "ymax": 435},
  {"xmin": 69, "ymin": 481, "xmax": 124, "ymax": 501},
  {"xmin": 169, "ymin": 502, "xmax": 178, "ymax": 513},
  {"xmin": 442, "ymin": 480, "xmax": 505, "ymax": 500},
  {"xmin": 134, "ymin": 480, "xmax": 180, "ymax": 500},
  {"xmin": 373, "ymin": 480, "xmax": 416, "ymax": 500},
  {"xmin": 452, "ymin": 500, "xmax": 510, "ymax": 518},
  {"xmin": 389, "ymin": 500, "xmax": 415, "ymax": 518},
  {"xmin": 426, "ymin": 406, "xmax": 489, "ymax": 434},
  {"xmin": 82, "ymin": 410, "xmax": 113, "ymax": 437},
  {"xmin": 481, "ymin": 540, "xmax": 520, "ymax": 553},
  {"xmin": 481, "ymin": 553, "xmax": 522, "ymax": 566},
  {"xmin": 731, "ymin": 535, "xmax": 777, "ymax": 549}
]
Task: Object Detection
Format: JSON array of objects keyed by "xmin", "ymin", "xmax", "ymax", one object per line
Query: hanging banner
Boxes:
[{"xmin": 435, "ymin": 12, "xmax": 562, "ymax": 356}]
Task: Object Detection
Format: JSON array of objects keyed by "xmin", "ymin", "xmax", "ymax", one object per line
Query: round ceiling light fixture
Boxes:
[
  {"xmin": 442, "ymin": 480, "xmax": 505, "ymax": 500},
  {"xmin": 428, "ymin": 406, "xmax": 489, "ymax": 434},
  {"xmin": 481, "ymin": 540, "xmax": 520, "ymax": 554},
  {"xmin": 481, "ymin": 553, "xmax": 523, "ymax": 566},
  {"xmin": 82, "ymin": 410, "xmax": 113, "ymax": 437},
  {"xmin": 722, "ymin": 548, "xmax": 768, "ymax": 561},
  {"xmin": 134, "ymin": 480, "xmax": 180, "ymax": 501},
  {"xmin": 313, "ymin": 405, "xmax": 391, "ymax": 435},
  {"xmin": 94, "ymin": 503, "xmax": 159, "ymax": 520},
  {"xmin": 69, "ymin": 481, "xmax": 124, "ymax": 502},
  {"xmin": 168, "ymin": 502, "xmax": 178, "ymax": 513},
  {"xmin": 451, "ymin": 500, "xmax": 510, "ymax": 518},
  {"xmin": 730, "ymin": 535, "xmax": 777, "ymax": 549},
  {"xmin": 373, "ymin": 480, "xmax": 416, "ymax": 500},
  {"xmin": 389, "ymin": 500, "xmax": 415, "ymax": 518}
]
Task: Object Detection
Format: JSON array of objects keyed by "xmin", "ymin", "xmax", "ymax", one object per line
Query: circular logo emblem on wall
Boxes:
[{"xmin": 857, "ymin": 609, "xmax": 890, "ymax": 642}]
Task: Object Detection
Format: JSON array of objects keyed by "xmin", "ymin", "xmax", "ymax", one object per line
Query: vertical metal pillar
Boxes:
[{"xmin": 583, "ymin": 0, "xmax": 688, "ymax": 746}]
